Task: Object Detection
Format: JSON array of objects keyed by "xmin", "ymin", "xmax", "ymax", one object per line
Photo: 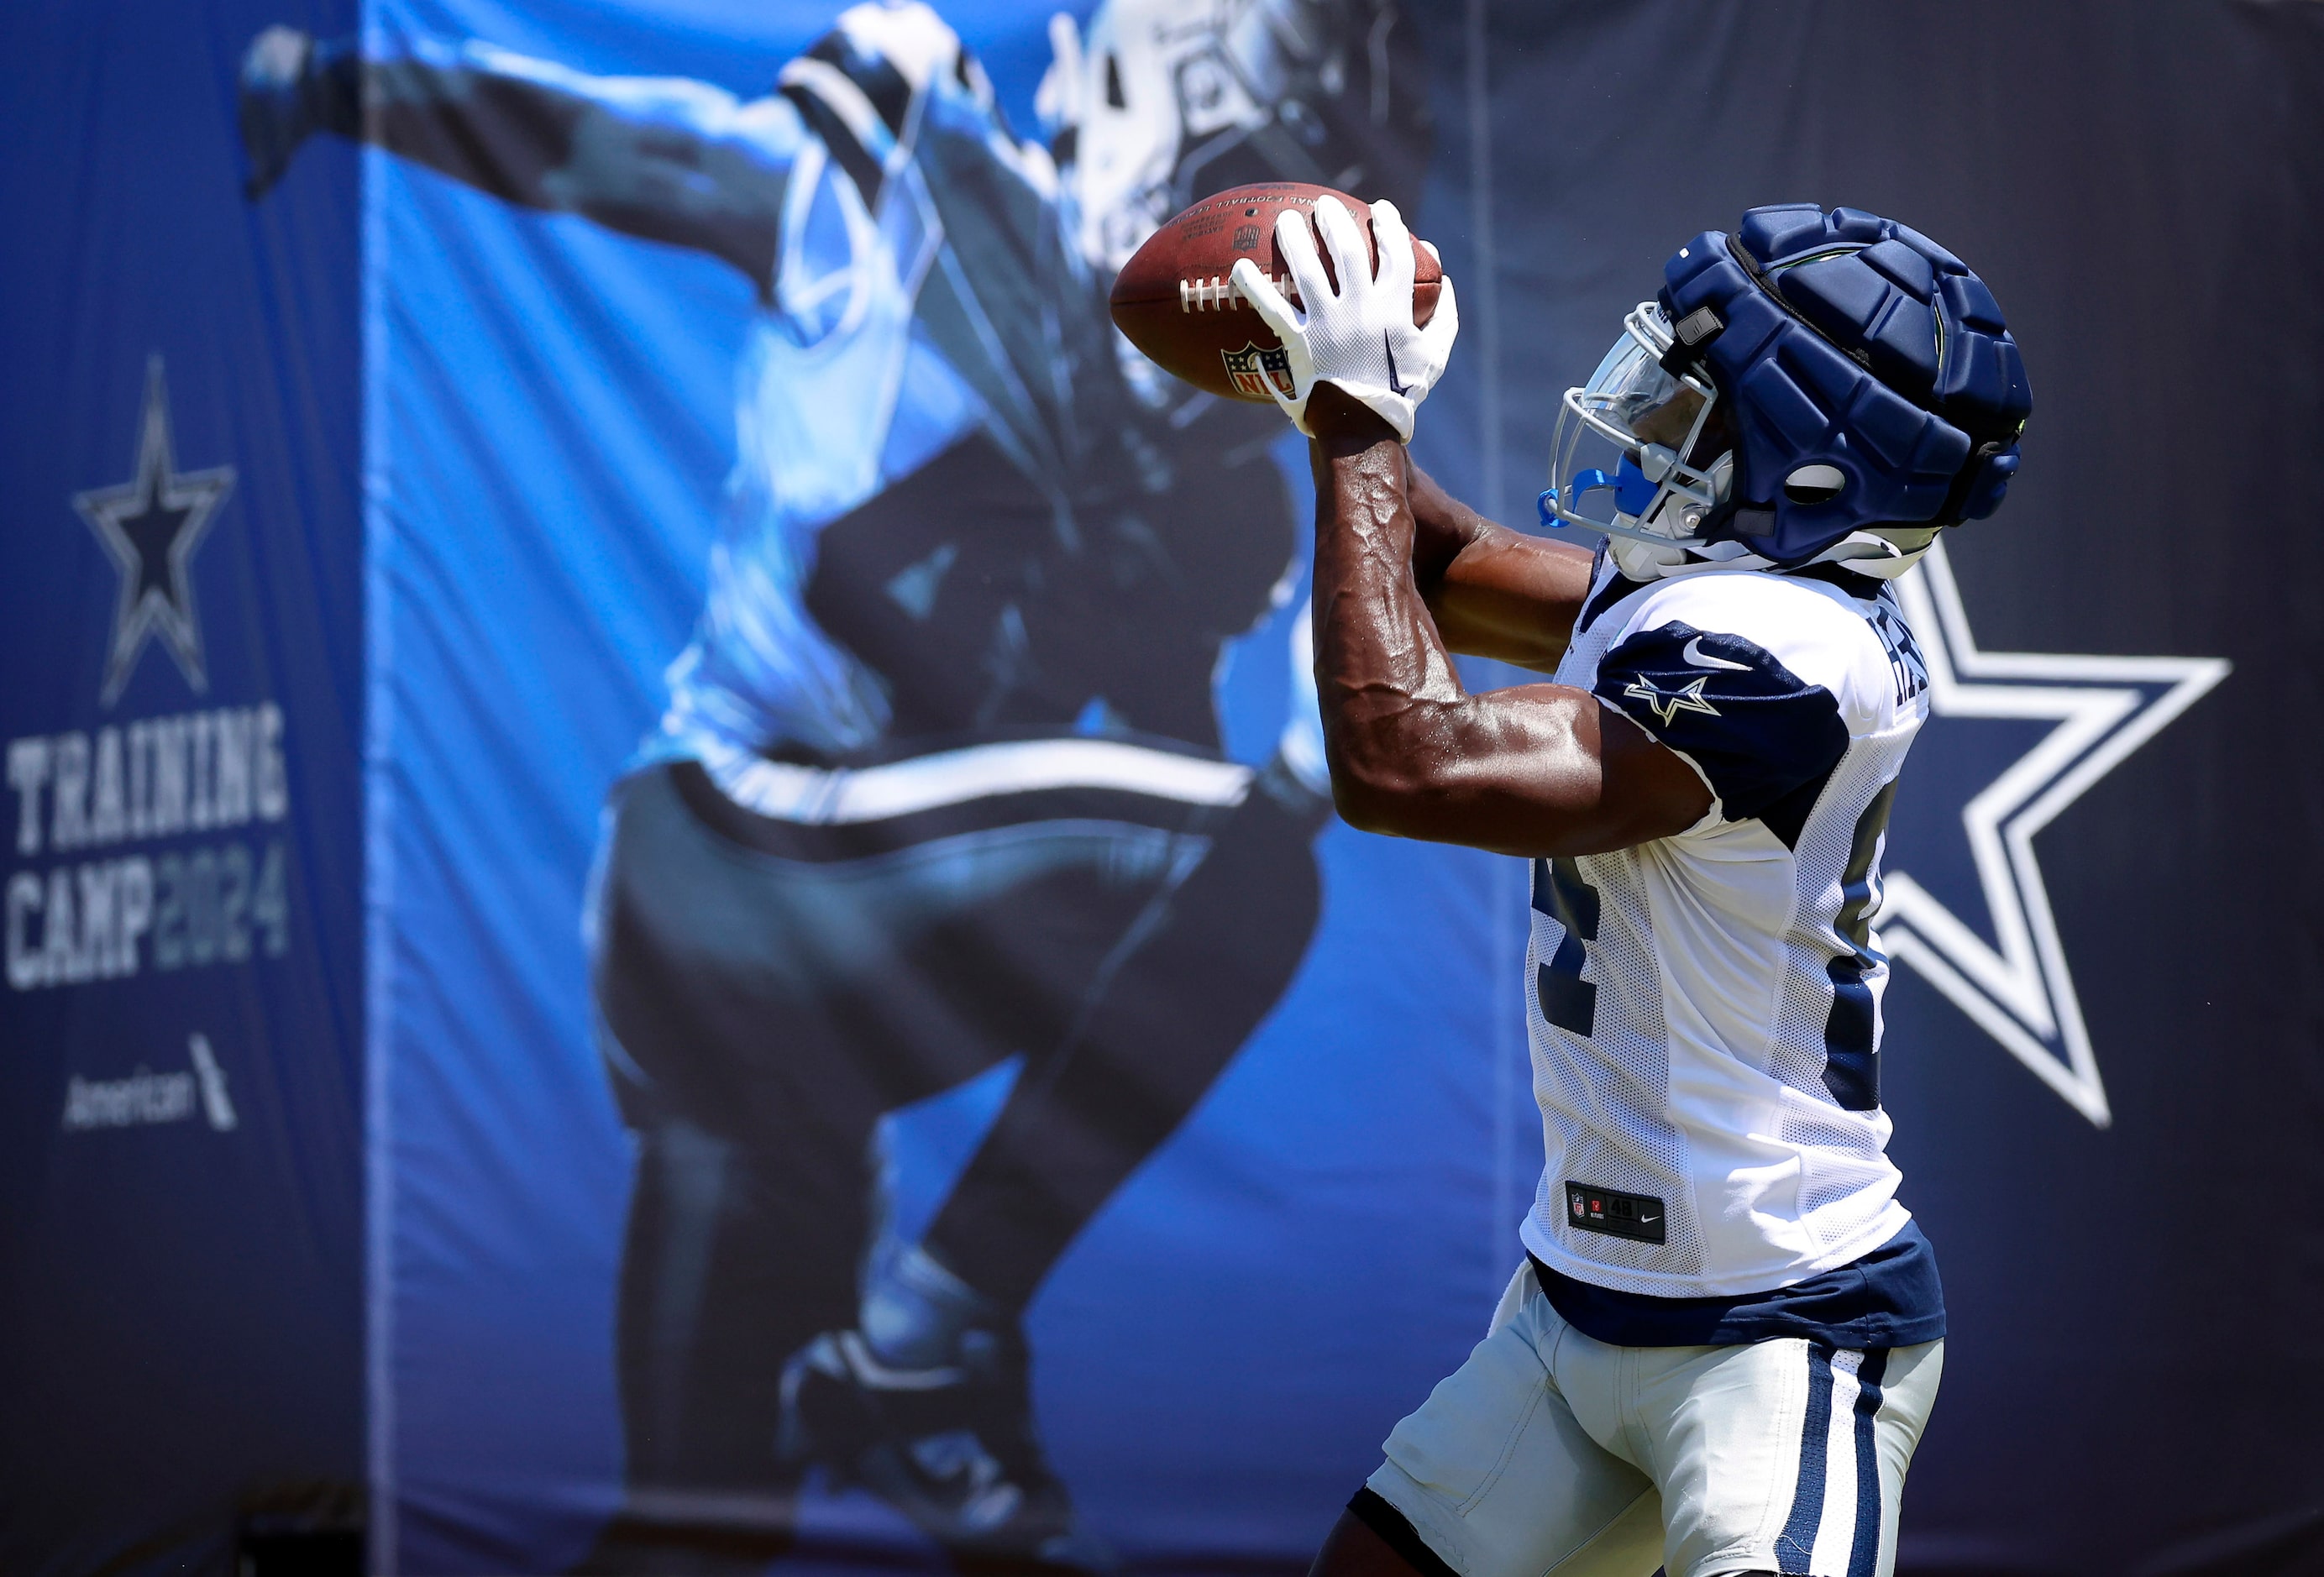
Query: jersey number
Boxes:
[
  {"xmin": 1533, "ymin": 857, "xmax": 1601, "ymax": 1037},
  {"xmin": 1823, "ymin": 779, "xmax": 1899, "ymax": 1110}
]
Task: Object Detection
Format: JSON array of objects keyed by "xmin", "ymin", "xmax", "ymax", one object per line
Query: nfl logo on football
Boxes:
[{"xmin": 1221, "ymin": 343, "xmax": 1296, "ymax": 400}]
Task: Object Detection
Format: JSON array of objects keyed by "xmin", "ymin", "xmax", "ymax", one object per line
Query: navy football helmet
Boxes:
[{"xmin": 1543, "ymin": 204, "xmax": 2032, "ymax": 574}]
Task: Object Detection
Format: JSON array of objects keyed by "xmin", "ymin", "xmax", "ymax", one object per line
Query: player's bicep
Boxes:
[
  {"xmin": 1421, "ymin": 529, "xmax": 1596, "ymax": 673},
  {"xmin": 1331, "ymin": 683, "xmax": 1710, "ymax": 857},
  {"xmin": 1406, "ymin": 466, "xmax": 1594, "ymax": 672},
  {"xmin": 1593, "ymin": 697, "xmax": 1719, "ymax": 841}
]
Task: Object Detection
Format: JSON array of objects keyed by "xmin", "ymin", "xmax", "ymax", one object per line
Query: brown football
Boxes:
[{"xmin": 1110, "ymin": 182, "xmax": 1442, "ymax": 403}]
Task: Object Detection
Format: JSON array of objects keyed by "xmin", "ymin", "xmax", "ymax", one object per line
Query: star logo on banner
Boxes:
[
  {"xmin": 71, "ymin": 356, "xmax": 235, "ymax": 706},
  {"xmin": 1878, "ymin": 538, "xmax": 2229, "ymax": 1128}
]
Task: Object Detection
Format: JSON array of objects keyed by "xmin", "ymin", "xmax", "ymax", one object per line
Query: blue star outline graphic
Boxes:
[
  {"xmin": 71, "ymin": 356, "xmax": 235, "ymax": 707},
  {"xmin": 1879, "ymin": 539, "xmax": 2229, "ymax": 1127}
]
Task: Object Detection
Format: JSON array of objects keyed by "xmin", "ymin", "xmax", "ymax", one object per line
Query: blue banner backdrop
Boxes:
[
  {"xmin": 4, "ymin": 3, "xmax": 2321, "ymax": 1574},
  {"xmin": 0, "ymin": 1, "xmax": 366, "ymax": 1573},
  {"xmin": 357, "ymin": 1, "xmax": 1514, "ymax": 1569}
]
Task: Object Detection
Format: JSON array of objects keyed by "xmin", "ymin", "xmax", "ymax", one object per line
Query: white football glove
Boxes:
[{"xmin": 1230, "ymin": 196, "xmax": 1459, "ymax": 442}]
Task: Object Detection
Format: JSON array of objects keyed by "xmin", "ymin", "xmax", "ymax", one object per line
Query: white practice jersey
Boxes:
[{"xmin": 1520, "ymin": 554, "xmax": 1933, "ymax": 1298}]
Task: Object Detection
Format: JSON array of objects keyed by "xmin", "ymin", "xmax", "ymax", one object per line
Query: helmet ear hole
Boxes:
[{"xmin": 1783, "ymin": 463, "xmax": 1847, "ymax": 506}]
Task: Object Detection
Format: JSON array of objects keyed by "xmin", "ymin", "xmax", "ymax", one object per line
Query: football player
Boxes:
[
  {"xmin": 1231, "ymin": 198, "xmax": 2028, "ymax": 1577},
  {"xmin": 239, "ymin": 1, "xmax": 1424, "ymax": 1570}
]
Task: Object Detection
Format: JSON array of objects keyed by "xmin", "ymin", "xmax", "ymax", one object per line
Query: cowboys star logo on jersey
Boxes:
[{"xmin": 1622, "ymin": 673, "xmax": 1719, "ymax": 726}]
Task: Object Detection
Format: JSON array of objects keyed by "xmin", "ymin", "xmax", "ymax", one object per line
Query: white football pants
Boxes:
[{"xmin": 1365, "ymin": 1265, "xmax": 1944, "ymax": 1577}]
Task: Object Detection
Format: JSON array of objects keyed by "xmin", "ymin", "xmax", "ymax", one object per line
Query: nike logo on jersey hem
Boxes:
[{"xmin": 1681, "ymin": 635, "xmax": 1753, "ymax": 671}]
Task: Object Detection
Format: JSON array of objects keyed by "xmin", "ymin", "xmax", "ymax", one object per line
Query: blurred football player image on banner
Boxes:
[
  {"xmin": 1221, "ymin": 196, "xmax": 2026, "ymax": 1577},
  {"xmin": 241, "ymin": 0, "xmax": 1424, "ymax": 1569}
]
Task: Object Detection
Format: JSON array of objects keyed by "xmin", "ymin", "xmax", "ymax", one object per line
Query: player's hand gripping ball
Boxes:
[{"xmin": 1109, "ymin": 183, "xmax": 1456, "ymax": 440}]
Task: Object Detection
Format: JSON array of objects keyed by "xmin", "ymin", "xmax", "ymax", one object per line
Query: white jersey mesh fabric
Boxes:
[{"xmin": 1519, "ymin": 553, "xmax": 1933, "ymax": 1297}]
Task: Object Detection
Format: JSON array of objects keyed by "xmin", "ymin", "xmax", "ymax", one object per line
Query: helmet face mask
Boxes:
[
  {"xmin": 1542, "ymin": 205, "xmax": 2033, "ymax": 577},
  {"xmin": 1544, "ymin": 303, "xmax": 1739, "ymax": 568}
]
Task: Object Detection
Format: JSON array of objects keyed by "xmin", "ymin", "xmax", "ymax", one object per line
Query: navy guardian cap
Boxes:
[{"xmin": 1544, "ymin": 203, "xmax": 2032, "ymax": 574}]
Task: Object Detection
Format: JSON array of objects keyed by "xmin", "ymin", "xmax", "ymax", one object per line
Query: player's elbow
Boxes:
[
  {"xmin": 1328, "ymin": 773, "xmax": 1401, "ymax": 837},
  {"xmin": 1324, "ymin": 738, "xmax": 1444, "ymax": 840}
]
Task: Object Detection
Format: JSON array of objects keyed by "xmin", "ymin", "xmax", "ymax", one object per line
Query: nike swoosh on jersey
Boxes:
[{"xmin": 1681, "ymin": 635, "xmax": 1753, "ymax": 671}]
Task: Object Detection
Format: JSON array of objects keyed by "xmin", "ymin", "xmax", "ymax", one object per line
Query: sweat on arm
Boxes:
[{"xmin": 1303, "ymin": 387, "xmax": 1712, "ymax": 858}]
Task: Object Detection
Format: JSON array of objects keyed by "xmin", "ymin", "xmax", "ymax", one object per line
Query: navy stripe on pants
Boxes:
[
  {"xmin": 1771, "ymin": 1344, "xmax": 1892, "ymax": 1576},
  {"xmin": 1773, "ymin": 1342, "xmax": 1837, "ymax": 1573},
  {"xmin": 1846, "ymin": 1348, "xmax": 1891, "ymax": 1577}
]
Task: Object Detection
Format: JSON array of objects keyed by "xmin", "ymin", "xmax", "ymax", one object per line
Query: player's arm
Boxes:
[
  {"xmin": 1226, "ymin": 197, "xmax": 1703, "ymax": 856},
  {"xmin": 239, "ymin": 27, "xmax": 791, "ymax": 286},
  {"xmin": 1406, "ymin": 462, "xmax": 1596, "ymax": 673},
  {"xmin": 1305, "ymin": 387, "xmax": 1709, "ymax": 857}
]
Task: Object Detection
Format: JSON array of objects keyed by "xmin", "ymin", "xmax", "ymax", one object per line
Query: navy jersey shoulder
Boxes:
[{"xmin": 1594, "ymin": 617, "xmax": 1851, "ymax": 830}]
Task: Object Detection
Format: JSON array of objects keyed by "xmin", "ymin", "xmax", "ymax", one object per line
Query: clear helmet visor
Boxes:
[
  {"xmin": 1541, "ymin": 302, "xmax": 1730, "ymax": 548},
  {"xmin": 1587, "ymin": 338, "xmax": 1698, "ymax": 448}
]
